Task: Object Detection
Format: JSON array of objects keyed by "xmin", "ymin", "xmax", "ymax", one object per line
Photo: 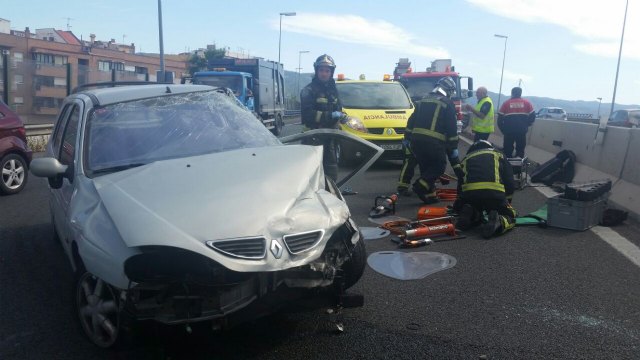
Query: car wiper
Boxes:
[{"xmin": 91, "ymin": 163, "xmax": 147, "ymax": 175}]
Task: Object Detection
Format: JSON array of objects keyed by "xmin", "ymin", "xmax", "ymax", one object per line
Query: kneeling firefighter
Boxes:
[
  {"xmin": 454, "ymin": 140, "xmax": 517, "ymax": 239},
  {"xmin": 300, "ymin": 54, "xmax": 344, "ymax": 181},
  {"xmin": 404, "ymin": 76, "xmax": 463, "ymax": 203}
]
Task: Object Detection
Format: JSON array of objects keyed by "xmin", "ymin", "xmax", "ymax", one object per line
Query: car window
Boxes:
[
  {"xmin": 337, "ymin": 82, "xmax": 412, "ymax": 109},
  {"xmin": 86, "ymin": 90, "xmax": 281, "ymax": 172},
  {"xmin": 59, "ymin": 106, "xmax": 80, "ymax": 166},
  {"xmin": 52, "ymin": 104, "xmax": 73, "ymax": 153}
]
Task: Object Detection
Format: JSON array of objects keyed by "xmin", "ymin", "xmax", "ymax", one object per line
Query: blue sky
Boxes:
[{"xmin": 3, "ymin": 0, "xmax": 639, "ymax": 105}]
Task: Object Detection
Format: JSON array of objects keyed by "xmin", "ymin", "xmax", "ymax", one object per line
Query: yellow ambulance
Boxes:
[{"xmin": 335, "ymin": 79, "xmax": 414, "ymax": 162}]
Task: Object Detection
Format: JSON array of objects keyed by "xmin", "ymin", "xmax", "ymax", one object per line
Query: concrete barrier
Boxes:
[{"xmin": 467, "ymin": 119, "xmax": 640, "ymax": 220}]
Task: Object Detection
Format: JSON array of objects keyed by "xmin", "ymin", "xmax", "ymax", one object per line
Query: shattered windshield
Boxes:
[{"xmin": 85, "ymin": 90, "xmax": 280, "ymax": 173}]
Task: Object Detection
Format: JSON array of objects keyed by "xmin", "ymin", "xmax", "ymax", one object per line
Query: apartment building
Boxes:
[{"xmin": 0, "ymin": 23, "xmax": 187, "ymax": 124}]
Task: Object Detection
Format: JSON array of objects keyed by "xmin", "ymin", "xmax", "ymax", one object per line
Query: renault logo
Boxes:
[
  {"xmin": 270, "ymin": 239, "xmax": 283, "ymax": 259},
  {"xmin": 387, "ymin": 128, "xmax": 393, "ymax": 135}
]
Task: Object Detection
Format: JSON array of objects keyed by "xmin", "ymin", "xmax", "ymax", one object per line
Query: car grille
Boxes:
[
  {"xmin": 367, "ymin": 128, "xmax": 405, "ymax": 135},
  {"xmin": 206, "ymin": 237, "xmax": 266, "ymax": 260},
  {"xmin": 283, "ymin": 230, "xmax": 325, "ymax": 254}
]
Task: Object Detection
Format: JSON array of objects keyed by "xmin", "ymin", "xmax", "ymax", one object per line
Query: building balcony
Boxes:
[
  {"xmin": 34, "ymin": 64, "xmax": 67, "ymax": 77},
  {"xmin": 35, "ymin": 86, "xmax": 67, "ymax": 98}
]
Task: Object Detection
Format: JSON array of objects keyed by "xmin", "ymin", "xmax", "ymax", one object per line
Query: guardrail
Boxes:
[{"xmin": 25, "ymin": 124, "xmax": 54, "ymax": 137}]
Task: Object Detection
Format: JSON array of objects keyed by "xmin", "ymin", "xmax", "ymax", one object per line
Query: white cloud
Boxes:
[
  {"xmin": 466, "ymin": 0, "xmax": 640, "ymax": 60},
  {"xmin": 274, "ymin": 13, "xmax": 449, "ymax": 59}
]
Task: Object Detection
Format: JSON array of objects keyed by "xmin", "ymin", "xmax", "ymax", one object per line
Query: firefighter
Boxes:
[
  {"xmin": 405, "ymin": 76, "xmax": 462, "ymax": 204},
  {"xmin": 454, "ymin": 140, "xmax": 517, "ymax": 239},
  {"xmin": 300, "ymin": 54, "xmax": 344, "ymax": 181}
]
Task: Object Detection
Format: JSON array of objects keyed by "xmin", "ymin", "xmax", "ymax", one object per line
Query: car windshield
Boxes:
[
  {"xmin": 336, "ymin": 82, "xmax": 412, "ymax": 110},
  {"xmin": 85, "ymin": 90, "xmax": 281, "ymax": 173},
  {"xmin": 400, "ymin": 76, "xmax": 459, "ymax": 101},
  {"xmin": 192, "ymin": 75, "xmax": 243, "ymax": 95}
]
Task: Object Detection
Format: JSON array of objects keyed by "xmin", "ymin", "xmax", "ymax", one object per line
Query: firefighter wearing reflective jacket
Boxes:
[
  {"xmin": 454, "ymin": 140, "xmax": 517, "ymax": 239},
  {"xmin": 405, "ymin": 76, "xmax": 462, "ymax": 204},
  {"xmin": 300, "ymin": 54, "xmax": 344, "ymax": 181}
]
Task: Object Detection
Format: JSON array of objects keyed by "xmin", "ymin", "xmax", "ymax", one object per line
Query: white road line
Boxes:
[
  {"xmin": 460, "ymin": 133, "xmax": 640, "ymax": 268},
  {"xmin": 590, "ymin": 226, "xmax": 640, "ymax": 267}
]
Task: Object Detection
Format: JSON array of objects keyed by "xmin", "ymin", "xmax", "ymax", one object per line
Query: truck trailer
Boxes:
[{"xmin": 190, "ymin": 58, "xmax": 286, "ymax": 135}]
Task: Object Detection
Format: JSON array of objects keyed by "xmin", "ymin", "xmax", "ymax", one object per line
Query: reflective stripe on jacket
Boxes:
[
  {"xmin": 460, "ymin": 149, "xmax": 515, "ymax": 200},
  {"xmin": 472, "ymin": 96, "xmax": 494, "ymax": 133},
  {"xmin": 405, "ymin": 95, "xmax": 458, "ymax": 149}
]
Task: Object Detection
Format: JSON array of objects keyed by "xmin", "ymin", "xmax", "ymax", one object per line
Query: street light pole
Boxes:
[
  {"xmin": 609, "ymin": 0, "xmax": 629, "ymax": 117},
  {"xmin": 297, "ymin": 50, "xmax": 309, "ymax": 96},
  {"xmin": 494, "ymin": 34, "xmax": 508, "ymax": 110},
  {"xmin": 278, "ymin": 12, "xmax": 296, "ymax": 66},
  {"xmin": 157, "ymin": 0, "xmax": 165, "ymax": 82},
  {"xmin": 597, "ymin": 97, "xmax": 603, "ymax": 118}
]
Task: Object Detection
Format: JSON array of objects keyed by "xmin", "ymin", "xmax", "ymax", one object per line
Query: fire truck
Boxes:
[{"xmin": 394, "ymin": 59, "xmax": 474, "ymax": 130}]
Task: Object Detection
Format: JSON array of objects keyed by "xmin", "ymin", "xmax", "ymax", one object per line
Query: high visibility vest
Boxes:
[{"xmin": 472, "ymin": 96, "xmax": 494, "ymax": 133}]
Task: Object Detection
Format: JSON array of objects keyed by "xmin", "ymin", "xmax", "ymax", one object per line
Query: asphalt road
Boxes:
[{"xmin": 2, "ymin": 120, "xmax": 639, "ymax": 360}]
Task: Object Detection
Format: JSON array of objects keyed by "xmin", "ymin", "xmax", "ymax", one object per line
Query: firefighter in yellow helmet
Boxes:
[
  {"xmin": 300, "ymin": 54, "xmax": 344, "ymax": 181},
  {"xmin": 454, "ymin": 140, "xmax": 517, "ymax": 239}
]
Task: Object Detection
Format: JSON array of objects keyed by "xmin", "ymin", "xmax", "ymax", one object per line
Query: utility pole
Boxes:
[
  {"xmin": 609, "ymin": 0, "xmax": 629, "ymax": 117},
  {"xmin": 157, "ymin": 0, "xmax": 165, "ymax": 82}
]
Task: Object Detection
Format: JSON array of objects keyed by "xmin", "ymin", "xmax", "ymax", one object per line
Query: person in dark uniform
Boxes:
[
  {"xmin": 454, "ymin": 140, "xmax": 517, "ymax": 239},
  {"xmin": 300, "ymin": 54, "xmax": 343, "ymax": 181},
  {"xmin": 405, "ymin": 76, "xmax": 462, "ymax": 204}
]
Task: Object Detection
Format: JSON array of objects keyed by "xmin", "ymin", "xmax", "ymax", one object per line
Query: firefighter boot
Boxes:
[
  {"xmin": 482, "ymin": 210, "xmax": 502, "ymax": 239},
  {"xmin": 412, "ymin": 179, "xmax": 439, "ymax": 204},
  {"xmin": 396, "ymin": 186, "xmax": 413, "ymax": 197},
  {"xmin": 456, "ymin": 204, "xmax": 475, "ymax": 231}
]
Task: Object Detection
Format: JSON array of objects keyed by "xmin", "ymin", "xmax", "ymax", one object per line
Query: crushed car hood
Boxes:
[{"xmin": 93, "ymin": 145, "xmax": 348, "ymax": 251}]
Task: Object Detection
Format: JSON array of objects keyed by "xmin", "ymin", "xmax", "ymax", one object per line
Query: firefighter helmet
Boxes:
[
  {"xmin": 468, "ymin": 139, "xmax": 494, "ymax": 153},
  {"xmin": 313, "ymin": 54, "xmax": 336, "ymax": 72}
]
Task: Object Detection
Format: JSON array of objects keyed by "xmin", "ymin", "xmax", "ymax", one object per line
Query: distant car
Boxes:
[
  {"xmin": 0, "ymin": 99, "xmax": 32, "ymax": 195},
  {"xmin": 607, "ymin": 109, "xmax": 640, "ymax": 128},
  {"xmin": 30, "ymin": 83, "xmax": 382, "ymax": 348},
  {"xmin": 335, "ymin": 80, "xmax": 414, "ymax": 161},
  {"xmin": 537, "ymin": 107, "xmax": 567, "ymax": 120}
]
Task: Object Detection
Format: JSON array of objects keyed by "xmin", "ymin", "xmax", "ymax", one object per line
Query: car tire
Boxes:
[
  {"xmin": 0, "ymin": 153, "xmax": 28, "ymax": 195},
  {"xmin": 341, "ymin": 237, "xmax": 366, "ymax": 290},
  {"xmin": 75, "ymin": 270, "xmax": 133, "ymax": 349}
]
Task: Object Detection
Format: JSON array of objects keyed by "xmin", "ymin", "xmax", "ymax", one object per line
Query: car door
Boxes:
[
  {"xmin": 280, "ymin": 129, "xmax": 383, "ymax": 189},
  {"xmin": 50, "ymin": 101, "xmax": 83, "ymax": 253}
]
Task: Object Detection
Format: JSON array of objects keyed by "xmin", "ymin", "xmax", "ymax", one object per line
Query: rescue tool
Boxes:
[{"xmin": 369, "ymin": 194, "xmax": 399, "ymax": 218}]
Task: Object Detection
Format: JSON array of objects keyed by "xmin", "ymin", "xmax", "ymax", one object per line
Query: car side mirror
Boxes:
[{"xmin": 30, "ymin": 157, "xmax": 68, "ymax": 189}]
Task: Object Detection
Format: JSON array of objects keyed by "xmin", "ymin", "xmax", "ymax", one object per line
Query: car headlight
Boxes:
[{"xmin": 342, "ymin": 116, "xmax": 368, "ymax": 133}]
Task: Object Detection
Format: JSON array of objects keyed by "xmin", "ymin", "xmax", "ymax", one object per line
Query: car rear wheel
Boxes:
[
  {"xmin": 0, "ymin": 153, "xmax": 28, "ymax": 195},
  {"xmin": 76, "ymin": 271, "xmax": 123, "ymax": 348}
]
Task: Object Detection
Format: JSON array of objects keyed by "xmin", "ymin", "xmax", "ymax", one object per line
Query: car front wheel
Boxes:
[
  {"xmin": 76, "ymin": 271, "xmax": 123, "ymax": 348},
  {"xmin": 0, "ymin": 153, "xmax": 28, "ymax": 195},
  {"xmin": 341, "ymin": 237, "xmax": 366, "ymax": 290}
]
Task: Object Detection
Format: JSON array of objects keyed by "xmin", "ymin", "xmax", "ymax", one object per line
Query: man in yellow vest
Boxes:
[{"xmin": 464, "ymin": 86, "xmax": 494, "ymax": 142}]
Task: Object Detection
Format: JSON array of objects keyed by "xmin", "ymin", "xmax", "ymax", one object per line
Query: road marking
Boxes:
[
  {"xmin": 591, "ymin": 226, "xmax": 640, "ymax": 267},
  {"xmin": 460, "ymin": 134, "xmax": 640, "ymax": 268}
]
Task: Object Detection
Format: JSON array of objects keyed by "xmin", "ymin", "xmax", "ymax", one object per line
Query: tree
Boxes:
[{"xmin": 187, "ymin": 46, "xmax": 227, "ymax": 75}]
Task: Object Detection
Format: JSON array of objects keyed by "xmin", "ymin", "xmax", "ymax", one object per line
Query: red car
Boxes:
[{"xmin": 0, "ymin": 100, "xmax": 32, "ymax": 194}]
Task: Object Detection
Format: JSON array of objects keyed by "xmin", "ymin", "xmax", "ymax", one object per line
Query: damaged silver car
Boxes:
[{"xmin": 30, "ymin": 83, "xmax": 382, "ymax": 348}]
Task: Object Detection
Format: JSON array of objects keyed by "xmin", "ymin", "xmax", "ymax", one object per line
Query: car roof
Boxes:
[
  {"xmin": 78, "ymin": 84, "xmax": 215, "ymax": 106},
  {"xmin": 542, "ymin": 107, "xmax": 563, "ymax": 110}
]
